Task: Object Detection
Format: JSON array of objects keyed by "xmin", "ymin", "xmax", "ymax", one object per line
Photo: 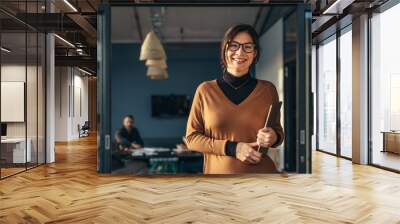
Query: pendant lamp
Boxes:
[
  {"xmin": 139, "ymin": 31, "xmax": 167, "ymax": 61},
  {"xmin": 149, "ymin": 74, "xmax": 168, "ymax": 80},
  {"xmin": 147, "ymin": 66, "xmax": 168, "ymax": 80},
  {"xmin": 145, "ymin": 59, "xmax": 167, "ymax": 69}
]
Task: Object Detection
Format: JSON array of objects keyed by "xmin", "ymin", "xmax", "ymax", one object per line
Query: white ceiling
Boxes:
[{"xmin": 111, "ymin": 6, "xmax": 271, "ymax": 43}]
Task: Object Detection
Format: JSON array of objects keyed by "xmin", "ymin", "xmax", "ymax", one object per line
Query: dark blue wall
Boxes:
[{"xmin": 111, "ymin": 43, "xmax": 220, "ymax": 146}]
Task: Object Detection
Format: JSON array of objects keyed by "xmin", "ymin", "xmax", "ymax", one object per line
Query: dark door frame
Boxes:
[{"xmin": 97, "ymin": 3, "xmax": 312, "ymax": 173}]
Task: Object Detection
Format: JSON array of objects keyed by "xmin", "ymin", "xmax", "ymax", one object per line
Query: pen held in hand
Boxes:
[{"xmin": 257, "ymin": 101, "xmax": 282, "ymax": 153}]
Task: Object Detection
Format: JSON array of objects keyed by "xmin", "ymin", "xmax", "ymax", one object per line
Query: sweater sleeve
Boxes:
[
  {"xmin": 185, "ymin": 83, "xmax": 228, "ymax": 156},
  {"xmin": 268, "ymin": 83, "xmax": 284, "ymax": 148}
]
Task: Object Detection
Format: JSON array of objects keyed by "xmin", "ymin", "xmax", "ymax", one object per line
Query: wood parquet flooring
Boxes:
[{"xmin": 1, "ymin": 135, "xmax": 400, "ymax": 224}]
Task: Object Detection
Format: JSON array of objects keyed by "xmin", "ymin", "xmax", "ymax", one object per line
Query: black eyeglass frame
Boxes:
[{"xmin": 227, "ymin": 40, "xmax": 257, "ymax": 53}]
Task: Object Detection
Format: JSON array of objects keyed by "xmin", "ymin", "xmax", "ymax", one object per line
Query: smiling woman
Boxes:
[{"xmin": 185, "ymin": 24, "xmax": 284, "ymax": 174}]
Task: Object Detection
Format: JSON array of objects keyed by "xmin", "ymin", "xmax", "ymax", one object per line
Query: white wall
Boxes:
[
  {"xmin": 1, "ymin": 66, "xmax": 26, "ymax": 139},
  {"xmin": 1, "ymin": 64, "xmax": 41, "ymax": 137},
  {"xmin": 256, "ymin": 20, "xmax": 284, "ymax": 100},
  {"xmin": 255, "ymin": 19, "xmax": 284, "ymax": 170},
  {"xmin": 55, "ymin": 67, "xmax": 89, "ymax": 141}
]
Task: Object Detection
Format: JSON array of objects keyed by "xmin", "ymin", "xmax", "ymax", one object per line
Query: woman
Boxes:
[{"xmin": 185, "ymin": 24, "xmax": 284, "ymax": 174}]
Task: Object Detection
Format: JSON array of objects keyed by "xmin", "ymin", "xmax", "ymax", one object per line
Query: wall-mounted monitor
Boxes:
[
  {"xmin": 1, "ymin": 82, "xmax": 25, "ymax": 122},
  {"xmin": 151, "ymin": 95, "xmax": 191, "ymax": 118},
  {"xmin": 1, "ymin": 123, "xmax": 7, "ymax": 137}
]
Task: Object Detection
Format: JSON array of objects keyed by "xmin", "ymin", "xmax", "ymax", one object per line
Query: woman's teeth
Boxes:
[{"xmin": 233, "ymin": 58, "xmax": 247, "ymax": 64}]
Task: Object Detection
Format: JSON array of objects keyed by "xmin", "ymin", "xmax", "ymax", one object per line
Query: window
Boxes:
[
  {"xmin": 317, "ymin": 35, "xmax": 337, "ymax": 154},
  {"xmin": 370, "ymin": 3, "xmax": 400, "ymax": 171},
  {"xmin": 339, "ymin": 27, "xmax": 352, "ymax": 158}
]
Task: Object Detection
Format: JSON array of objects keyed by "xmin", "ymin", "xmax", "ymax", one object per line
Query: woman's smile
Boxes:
[{"xmin": 232, "ymin": 57, "xmax": 248, "ymax": 64}]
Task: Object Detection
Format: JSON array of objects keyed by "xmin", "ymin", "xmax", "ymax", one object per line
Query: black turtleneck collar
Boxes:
[
  {"xmin": 222, "ymin": 70, "xmax": 251, "ymax": 88},
  {"xmin": 217, "ymin": 69, "xmax": 258, "ymax": 106}
]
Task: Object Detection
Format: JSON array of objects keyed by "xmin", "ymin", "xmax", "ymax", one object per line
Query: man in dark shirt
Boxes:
[
  {"xmin": 115, "ymin": 115, "xmax": 144, "ymax": 150},
  {"xmin": 113, "ymin": 115, "xmax": 147, "ymax": 174}
]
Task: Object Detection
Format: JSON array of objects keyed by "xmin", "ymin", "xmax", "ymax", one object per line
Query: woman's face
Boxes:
[{"xmin": 225, "ymin": 32, "xmax": 257, "ymax": 75}]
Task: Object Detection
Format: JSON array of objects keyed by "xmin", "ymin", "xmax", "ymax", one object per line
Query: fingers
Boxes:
[
  {"xmin": 236, "ymin": 142, "xmax": 263, "ymax": 164},
  {"xmin": 257, "ymin": 133, "xmax": 273, "ymax": 147},
  {"xmin": 243, "ymin": 147, "xmax": 262, "ymax": 164},
  {"xmin": 131, "ymin": 143, "xmax": 142, "ymax": 149},
  {"xmin": 265, "ymin": 127, "xmax": 274, "ymax": 132},
  {"xmin": 248, "ymin": 142, "xmax": 259, "ymax": 148},
  {"xmin": 259, "ymin": 127, "xmax": 273, "ymax": 133},
  {"xmin": 248, "ymin": 153, "xmax": 262, "ymax": 164},
  {"xmin": 257, "ymin": 128, "xmax": 277, "ymax": 147}
]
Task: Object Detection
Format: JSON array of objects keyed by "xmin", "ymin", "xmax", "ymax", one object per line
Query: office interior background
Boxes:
[
  {"xmin": 0, "ymin": 0, "xmax": 400, "ymax": 223},
  {"xmin": 104, "ymin": 4, "xmax": 310, "ymax": 174}
]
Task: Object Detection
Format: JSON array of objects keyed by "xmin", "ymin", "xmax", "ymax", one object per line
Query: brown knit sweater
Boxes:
[{"xmin": 185, "ymin": 79, "xmax": 284, "ymax": 174}]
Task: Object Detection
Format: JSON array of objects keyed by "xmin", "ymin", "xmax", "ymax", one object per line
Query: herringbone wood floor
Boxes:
[{"xmin": 1, "ymin": 135, "xmax": 400, "ymax": 224}]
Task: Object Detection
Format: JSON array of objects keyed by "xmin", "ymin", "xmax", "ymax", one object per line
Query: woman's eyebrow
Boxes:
[{"xmin": 231, "ymin": 41, "xmax": 254, "ymax": 44}]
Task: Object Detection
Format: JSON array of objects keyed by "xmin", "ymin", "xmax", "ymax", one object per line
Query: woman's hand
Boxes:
[
  {"xmin": 257, "ymin": 127, "xmax": 277, "ymax": 148},
  {"xmin": 236, "ymin": 142, "xmax": 262, "ymax": 164}
]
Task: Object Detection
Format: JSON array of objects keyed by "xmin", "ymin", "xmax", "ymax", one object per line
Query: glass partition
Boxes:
[
  {"xmin": 1, "ymin": 30, "xmax": 28, "ymax": 177},
  {"xmin": 0, "ymin": 1, "xmax": 46, "ymax": 179}
]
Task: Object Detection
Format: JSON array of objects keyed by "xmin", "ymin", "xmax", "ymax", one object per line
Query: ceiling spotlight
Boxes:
[
  {"xmin": 78, "ymin": 67, "xmax": 93, "ymax": 76},
  {"xmin": 1, "ymin": 47, "xmax": 11, "ymax": 53},
  {"xmin": 322, "ymin": 0, "xmax": 354, "ymax": 15},
  {"xmin": 54, "ymin": 34, "xmax": 75, "ymax": 48},
  {"xmin": 63, "ymin": 0, "xmax": 78, "ymax": 12}
]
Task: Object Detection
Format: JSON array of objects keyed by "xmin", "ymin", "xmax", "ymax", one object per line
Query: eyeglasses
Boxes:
[{"xmin": 227, "ymin": 41, "xmax": 256, "ymax": 53}]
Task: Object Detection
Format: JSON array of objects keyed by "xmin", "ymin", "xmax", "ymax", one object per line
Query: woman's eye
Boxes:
[
  {"xmin": 230, "ymin": 44, "xmax": 238, "ymax": 49},
  {"xmin": 244, "ymin": 44, "xmax": 254, "ymax": 51}
]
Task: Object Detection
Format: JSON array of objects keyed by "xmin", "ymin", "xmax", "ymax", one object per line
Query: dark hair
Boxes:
[
  {"xmin": 123, "ymin": 115, "xmax": 134, "ymax": 121},
  {"xmin": 220, "ymin": 24, "xmax": 260, "ymax": 71}
]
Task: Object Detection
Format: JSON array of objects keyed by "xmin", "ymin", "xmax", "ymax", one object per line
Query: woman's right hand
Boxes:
[{"xmin": 236, "ymin": 142, "xmax": 262, "ymax": 164}]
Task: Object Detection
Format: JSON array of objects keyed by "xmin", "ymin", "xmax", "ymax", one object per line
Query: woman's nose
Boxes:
[{"xmin": 235, "ymin": 46, "xmax": 246, "ymax": 56}]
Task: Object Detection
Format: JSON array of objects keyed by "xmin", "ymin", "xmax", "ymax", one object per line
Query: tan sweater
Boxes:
[{"xmin": 185, "ymin": 79, "xmax": 284, "ymax": 174}]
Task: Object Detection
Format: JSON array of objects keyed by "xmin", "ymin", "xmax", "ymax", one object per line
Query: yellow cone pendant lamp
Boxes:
[
  {"xmin": 147, "ymin": 66, "xmax": 168, "ymax": 80},
  {"xmin": 139, "ymin": 31, "xmax": 167, "ymax": 61},
  {"xmin": 145, "ymin": 59, "xmax": 167, "ymax": 69}
]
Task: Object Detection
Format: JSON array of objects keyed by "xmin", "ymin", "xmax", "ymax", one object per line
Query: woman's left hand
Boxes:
[{"xmin": 257, "ymin": 127, "xmax": 277, "ymax": 148}]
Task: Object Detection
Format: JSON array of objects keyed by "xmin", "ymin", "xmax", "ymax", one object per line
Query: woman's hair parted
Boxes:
[{"xmin": 220, "ymin": 24, "xmax": 261, "ymax": 71}]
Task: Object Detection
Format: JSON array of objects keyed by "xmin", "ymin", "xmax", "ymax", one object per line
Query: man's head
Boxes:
[{"xmin": 122, "ymin": 115, "xmax": 135, "ymax": 130}]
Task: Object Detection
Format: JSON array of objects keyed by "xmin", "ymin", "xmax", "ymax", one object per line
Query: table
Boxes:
[
  {"xmin": 129, "ymin": 147, "xmax": 203, "ymax": 174},
  {"xmin": 381, "ymin": 131, "xmax": 400, "ymax": 154},
  {"xmin": 1, "ymin": 138, "xmax": 32, "ymax": 165}
]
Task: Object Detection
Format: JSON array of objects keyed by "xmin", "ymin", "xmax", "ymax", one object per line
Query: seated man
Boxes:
[
  {"xmin": 115, "ymin": 115, "xmax": 144, "ymax": 150},
  {"xmin": 112, "ymin": 115, "xmax": 147, "ymax": 174}
]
